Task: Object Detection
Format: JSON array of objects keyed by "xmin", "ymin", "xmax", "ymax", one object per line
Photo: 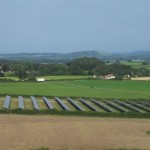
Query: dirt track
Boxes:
[{"xmin": 0, "ymin": 115, "xmax": 150, "ymax": 150}]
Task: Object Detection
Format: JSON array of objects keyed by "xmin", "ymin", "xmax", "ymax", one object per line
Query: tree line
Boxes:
[{"xmin": 0, "ymin": 57, "xmax": 150, "ymax": 80}]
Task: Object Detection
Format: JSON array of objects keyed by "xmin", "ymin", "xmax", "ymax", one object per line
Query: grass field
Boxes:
[
  {"xmin": 107, "ymin": 61, "xmax": 150, "ymax": 69},
  {"xmin": 0, "ymin": 80, "xmax": 150, "ymax": 99},
  {"xmin": 37, "ymin": 75, "xmax": 90, "ymax": 80},
  {"xmin": 121, "ymin": 61, "xmax": 150, "ymax": 69}
]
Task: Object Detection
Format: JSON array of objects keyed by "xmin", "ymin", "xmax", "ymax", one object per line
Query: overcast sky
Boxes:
[{"xmin": 0, "ymin": 0, "xmax": 150, "ymax": 53}]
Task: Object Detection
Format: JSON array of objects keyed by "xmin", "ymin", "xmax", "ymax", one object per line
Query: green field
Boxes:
[
  {"xmin": 36, "ymin": 75, "xmax": 90, "ymax": 80},
  {"xmin": 0, "ymin": 75, "xmax": 90, "ymax": 81},
  {"xmin": 122, "ymin": 61, "xmax": 150, "ymax": 69},
  {"xmin": 0, "ymin": 80, "xmax": 150, "ymax": 99}
]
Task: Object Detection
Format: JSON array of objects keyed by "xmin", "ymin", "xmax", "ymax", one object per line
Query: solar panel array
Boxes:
[
  {"xmin": 42, "ymin": 97, "xmax": 54, "ymax": 109},
  {"xmin": 92, "ymin": 99, "xmax": 113, "ymax": 112},
  {"xmin": 127, "ymin": 101, "xmax": 150, "ymax": 112},
  {"xmin": 3, "ymin": 95, "xmax": 11, "ymax": 109},
  {"xmin": 67, "ymin": 97, "xmax": 85, "ymax": 111},
  {"xmin": 31, "ymin": 96, "xmax": 40, "ymax": 110},
  {"xmin": 1, "ymin": 95, "xmax": 150, "ymax": 113},
  {"xmin": 18, "ymin": 96, "xmax": 24, "ymax": 110},
  {"xmin": 79, "ymin": 98, "xmax": 99, "ymax": 111},
  {"xmin": 113, "ymin": 99, "xmax": 142, "ymax": 113},
  {"xmin": 55, "ymin": 97, "xmax": 70, "ymax": 111},
  {"xmin": 137, "ymin": 101, "xmax": 150, "ymax": 107},
  {"xmin": 104, "ymin": 100, "xmax": 128, "ymax": 112}
]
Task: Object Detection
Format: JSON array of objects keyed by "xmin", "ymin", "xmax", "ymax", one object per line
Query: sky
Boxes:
[{"xmin": 0, "ymin": 0, "xmax": 150, "ymax": 53}]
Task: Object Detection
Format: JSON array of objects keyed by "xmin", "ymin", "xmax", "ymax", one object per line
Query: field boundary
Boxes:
[
  {"xmin": 0, "ymin": 94, "xmax": 150, "ymax": 101},
  {"xmin": 0, "ymin": 109, "xmax": 150, "ymax": 118}
]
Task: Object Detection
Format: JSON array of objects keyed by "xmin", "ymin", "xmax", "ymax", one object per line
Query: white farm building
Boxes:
[{"xmin": 36, "ymin": 78, "xmax": 45, "ymax": 82}]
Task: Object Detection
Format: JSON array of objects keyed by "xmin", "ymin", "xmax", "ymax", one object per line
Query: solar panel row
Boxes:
[
  {"xmin": 113, "ymin": 99, "xmax": 142, "ymax": 113},
  {"xmin": 67, "ymin": 97, "xmax": 85, "ymax": 111},
  {"xmin": 55, "ymin": 97, "xmax": 70, "ymax": 111},
  {"xmin": 1, "ymin": 95, "xmax": 150, "ymax": 113},
  {"xmin": 79, "ymin": 98, "xmax": 99, "ymax": 112},
  {"xmin": 137, "ymin": 101, "xmax": 150, "ymax": 108},
  {"xmin": 31, "ymin": 96, "xmax": 40, "ymax": 110},
  {"xmin": 127, "ymin": 101, "xmax": 150, "ymax": 112},
  {"xmin": 92, "ymin": 99, "xmax": 113, "ymax": 112},
  {"xmin": 18, "ymin": 96, "xmax": 24, "ymax": 110},
  {"xmin": 42, "ymin": 97, "xmax": 54, "ymax": 109},
  {"xmin": 104, "ymin": 100, "xmax": 128, "ymax": 112},
  {"xmin": 3, "ymin": 95, "xmax": 11, "ymax": 109}
]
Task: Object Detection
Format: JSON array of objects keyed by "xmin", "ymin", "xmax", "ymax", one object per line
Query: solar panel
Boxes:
[
  {"xmin": 113, "ymin": 99, "xmax": 142, "ymax": 113},
  {"xmin": 3, "ymin": 95, "xmax": 11, "ymax": 109},
  {"xmin": 42, "ymin": 97, "xmax": 54, "ymax": 109},
  {"xmin": 67, "ymin": 97, "xmax": 85, "ymax": 111},
  {"xmin": 104, "ymin": 100, "xmax": 128, "ymax": 112},
  {"xmin": 92, "ymin": 99, "xmax": 113, "ymax": 112},
  {"xmin": 79, "ymin": 98, "xmax": 99, "ymax": 111},
  {"xmin": 31, "ymin": 96, "xmax": 40, "ymax": 110},
  {"xmin": 18, "ymin": 96, "xmax": 24, "ymax": 110},
  {"xmin": 127, "ymin": 101, "xmax": 150, "ymax": 112},
  {"xmin": 137, "ymin": 101, "xmax": 150, "ymax": 108},
  {"xmin": 55, "ymin": 97, "xmax": 70, "ymax": 111}
]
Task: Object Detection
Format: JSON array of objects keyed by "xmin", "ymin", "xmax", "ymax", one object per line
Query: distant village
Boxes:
[{"xmin": 92, "ymin": 74, "xmax": 131, "ymax": 80}]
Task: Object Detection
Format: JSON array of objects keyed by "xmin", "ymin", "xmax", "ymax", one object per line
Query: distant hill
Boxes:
[
  {"xmin": 0, "ymin": 51, "xmax": 112, "ymax": 61},
  {"xmin": 119, "ymin": 50, "xmax": 150, "ymax": 60},
  {"xmin": 0, "ymin": 50, "xmax": 150, "ymax": 63},
  {"xmin": 0, "ymin": 51, "xmax": 110, "ymax": 58}
]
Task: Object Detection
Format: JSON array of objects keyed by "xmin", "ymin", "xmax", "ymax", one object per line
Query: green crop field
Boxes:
[{"xmin": 0, "ymin": 80, "xmax": 150, "ymax": 99}]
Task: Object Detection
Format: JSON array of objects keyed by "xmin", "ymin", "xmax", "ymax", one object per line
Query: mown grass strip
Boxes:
[{"xmin": 0, "ymin": 109, "xmax": 150, "ymax": 118}]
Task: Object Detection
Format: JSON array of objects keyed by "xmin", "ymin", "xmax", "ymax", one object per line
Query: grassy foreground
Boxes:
[{"xmin": 0, "ymin": 80, "xmax": 150, "ymax": 99}]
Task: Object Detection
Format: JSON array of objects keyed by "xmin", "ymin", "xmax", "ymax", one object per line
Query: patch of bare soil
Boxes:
[
  {"xmin": 131, "ymin": 77, "xmax": 150, "ymax": 81},
  {"xmin": 0, "ymin": 115, "xmax": 150, "ymax": 150}
]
